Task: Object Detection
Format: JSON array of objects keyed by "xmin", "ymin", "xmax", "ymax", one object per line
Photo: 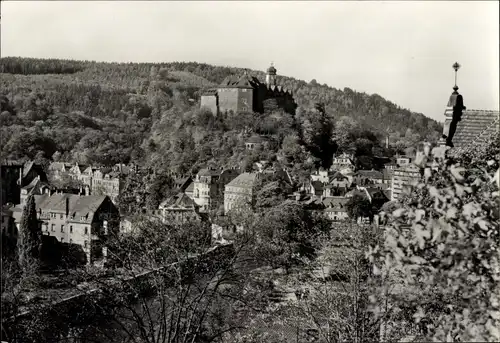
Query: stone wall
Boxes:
[
  {"xmin": 200, "ymin": 94, "xmax": 218, "ymax": 115},
  {"xmin": 237, "ymin": 88, "xmax": 253, "ymax": 112},
  {"xmin": 217, "ymin": 88, "xmax": 239, "ymax": 113}
]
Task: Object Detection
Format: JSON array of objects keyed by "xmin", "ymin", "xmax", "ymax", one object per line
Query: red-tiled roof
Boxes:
[{"xmin": 452, "ymin": 109, "xmax": 499, "ymax": 149}]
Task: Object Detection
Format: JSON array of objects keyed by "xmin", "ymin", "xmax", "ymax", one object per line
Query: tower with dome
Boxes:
[{"xmin": 200, "ymin": 63, "xmax": 297, "ymax": 116}]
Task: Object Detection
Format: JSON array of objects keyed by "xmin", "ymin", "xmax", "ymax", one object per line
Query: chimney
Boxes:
[{"xmin": 65, "ymin": 196, "xmax": 70, "ymax": 216}]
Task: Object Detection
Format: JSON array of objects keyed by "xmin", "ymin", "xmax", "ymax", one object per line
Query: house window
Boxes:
[
  {"xmin": 61, "ymin": 225, "xmax": 64, "ymax": 233},
  {"xmin": 84, "ymin": 240, "xmax": 88, "ymax": 248},
  {"xmin": 51, "ymin": 224, "xmax": 55, "ymax": 232},
  {"xmin": 60, "ymin": 214, "xmax": 63, "ymax": 219},
  {"xmin": 84, "ymin": 227, "xmax": 88, "ymax": 235},
  {"xmin": 70, "ymin": 226, "xmax": 73, "ymax": 233}
]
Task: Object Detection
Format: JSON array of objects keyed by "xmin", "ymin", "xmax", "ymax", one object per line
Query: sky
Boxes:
[{"xmin": 1, "ymin": 1, "xmax": 498, "ymax": 123}]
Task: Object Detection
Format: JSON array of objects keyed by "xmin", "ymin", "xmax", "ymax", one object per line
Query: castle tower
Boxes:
[{"xmin": 265, "ymin": 62, "xmax": 277, "ymax": 86}]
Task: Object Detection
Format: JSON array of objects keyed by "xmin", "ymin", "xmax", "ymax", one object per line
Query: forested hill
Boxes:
[{"xmin": 0, "ymin": 57, "xmax": 442, "ymax": 175}]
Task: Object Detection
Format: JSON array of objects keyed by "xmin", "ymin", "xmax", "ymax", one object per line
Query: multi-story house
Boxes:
[
  {"xmin": 310, "ymin": 168, "xmax": 333, "ymax": 184},
  {"xmin": 47, "ymin": 162, "xmax": 73, "ymax": 180},
  {"xmin": 78, "ymin": 166, "xmax": 96, "ymax": 187},
  {"xmin": 47, "ymin": 162, "xmax": 124, "ymax": 204},
  {"xmin": 193, "ymin": 168, "xmax": 221, "ymax": 212},
  {"xmin": 382, "ymin": 168, "xmax": 394, "ymax": 186},
  {"xmin": 193, "ymin": 167, "xmax": 239, "ymax": 212},
  {"xmin": 31, "ymin": 193, "xmax": 119, "ymax": 264},
  {"xmin": 224, "ymin": 173, "xmax": 260, "ymax": 214},
  {"xmin": 391, "ymin": 165, "xmax": 421, "ymax": 201},
  {"xmin": 395, "ymin": 156, "xmax": 412, "ymax": 167},
  {"xmin": 159, "ymin": 192, "xmax": 206, "ymax": 223},
  {"xmin": 92, "ymin": 169, "xmax": 122, "ymax": 203},
  {"xmin": 322, "ymin": 197, "xmax": 350, "ymax": 222},
  {"xmin": 331, "ymin": 153, "xmax": 355, "ymax": 171},
  {"xmin": 353, "ymin": 170, "xmax": 384, "ymax": 186},
  {"xmin": 384, "ymin": 162, "xmax": 398, "ymax": 170},
  {"xmin": 329, "ymin": 172, "xmax": 350, "ymax": 188},
  {"xmin": 245, "ymin": 135, "xmax": 267, "ymax": 151}
]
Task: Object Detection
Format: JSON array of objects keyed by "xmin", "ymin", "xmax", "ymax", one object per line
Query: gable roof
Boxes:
[
  {"xmin": 23, "ymin": 161, "xmax": 34, "ymax": 178},
  {"xmin": 34, "ymin": 193, "xmax": 108, "ymax": 220},
  {"xmin": 345, "ymin": 189, "xmax": 368, "ymax": 200},
  {"xmin": 226, "ymin": 173, "xmax": 259, "ymax": 189},
  {"xmin": 355, "ymin": 170, "xmax": 384, "ymax": 179},
  {"xmin": 365, "ymin": 187, "xmax": 387, "ymax": 199},
  {"xmin": 322, "ymin": 197, "xmax": 349, "ymax": 211},
  {"xmin": 329, "ymin": 172, "xmax": 348, "ymax": 182},
  {"xmin": 48, "ymin": 162, "xmax": 69, "ymax": 172},
  {"xmin": 197, "ymin": 168, "xmax": 220, "ymax": 177},
  {"xmin": 21, "ymin": 176, "xmax": 41, "ymax": 190},
  {"xmin": 451, "ymin": 109, "xmax": 499, "ymax": 151},
  {"xmin": 201, "ymin": 88, "xmax": 218, "ymax": 96},
  {"xmin": 159, "ymin": 192, "xmax": 197, "ymax": 209},
  {"xmin": 185, "ymin": 182, "xmax": 194, "ymax": 193},
  {"xmin": 219, "ymin": 74, "xmax": 261, "ymax": 89},
  {"xmin": 174, "ymin": 177, "xmax": 192, "ymax": 189},
  {"xmin": 310, "ymin": 180, "xmax": 325, "ymax": 191}
]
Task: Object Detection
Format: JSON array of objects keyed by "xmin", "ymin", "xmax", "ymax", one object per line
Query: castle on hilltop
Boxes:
[{"xmin": 200, "ymin": 63, "xmax": 297, "ymax": 115}]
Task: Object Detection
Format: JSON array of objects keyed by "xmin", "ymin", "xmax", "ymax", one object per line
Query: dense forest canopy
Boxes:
[{"xmin": 0, "ymin": 57, "xmax": 442, "ymax": 174}]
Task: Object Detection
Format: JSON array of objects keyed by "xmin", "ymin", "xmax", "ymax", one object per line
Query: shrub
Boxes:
[{"xmin": 367, "ymin": 141, "xmax": 500, "ymax": 342}]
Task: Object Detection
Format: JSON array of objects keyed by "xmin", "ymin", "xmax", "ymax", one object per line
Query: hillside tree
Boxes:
[{"xmin": 18, "ymin": 195, "xmax": 42, "ymax": 275}]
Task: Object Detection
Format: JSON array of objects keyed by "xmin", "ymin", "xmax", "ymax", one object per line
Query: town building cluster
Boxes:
[
  {"xmin": 47, "ymin": 162, "xmax": 135, "ymax": 204},
  {"xmin": 1, "ymin": 160, "xmax": 127, "ymax": 264},
  {"xmin": 2, "ymin": 61, "xmax": 498, "ymax": 265}
]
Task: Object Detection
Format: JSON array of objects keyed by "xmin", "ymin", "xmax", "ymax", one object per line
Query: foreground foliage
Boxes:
[{"xmin": 369, "ymin": 137, "xmax": 500, "ymax": 342}]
